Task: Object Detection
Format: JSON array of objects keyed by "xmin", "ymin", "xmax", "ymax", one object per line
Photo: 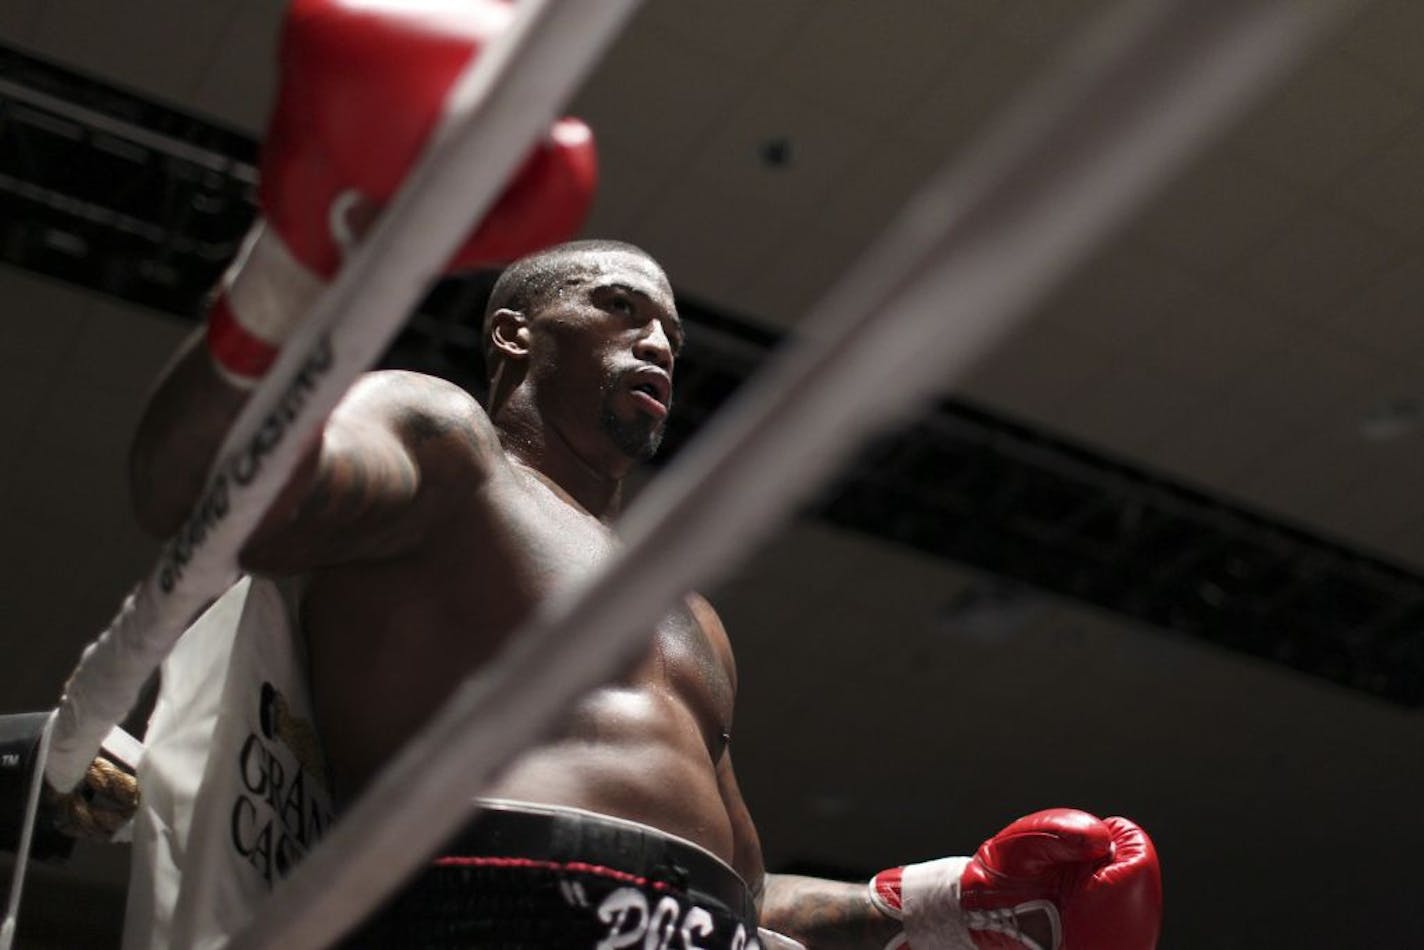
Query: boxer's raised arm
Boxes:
[
  {"xmin": 130, "ymin": 354, "xmax": 498, "ymax": 570},
  {"xmin": 239, "ymin": 370, "xmax": 499, "ymax": 571},
  {"xmin": 129, "ymin": 328, "xmax": 256, "ymax": 537},
  {"xmin": 131, "ymin": 0, "xmax": 594, "ymax": 549}
]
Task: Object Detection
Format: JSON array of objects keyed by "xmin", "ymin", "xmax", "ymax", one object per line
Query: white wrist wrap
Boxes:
[
  {"xmin": 900, "ymin": 857, "xmax": 976, "ymax": 950},
  {"xmin": 208, "ymin": 221, "xmax": 325, "ymax": 387},
  {"xmin": 222, "ymin": 221, "xmax": 324, "ymax": 343}
]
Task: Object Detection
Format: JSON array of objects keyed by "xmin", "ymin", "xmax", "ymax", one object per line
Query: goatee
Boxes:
[
  {"xmin": 601, "ymin": 370, "xmax": 667, "ymax": 461},
  {"xmin": 600, "ymin": 405, "xmax": 664, "ymax": 461}
]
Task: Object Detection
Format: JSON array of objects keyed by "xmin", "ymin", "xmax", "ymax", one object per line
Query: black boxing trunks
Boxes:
[{"xmin": 342, "ymin": 799, "xmax": 761, "ymax": 949}]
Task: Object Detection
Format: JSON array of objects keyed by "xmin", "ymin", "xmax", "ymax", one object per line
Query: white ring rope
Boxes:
[
  {"xmin": 44, "ymin": 0, "xmax": 647, "ymax": 792},
  {"xmin": 221, "ymin": 1, "xmax": 1358, "ymax": 947}
]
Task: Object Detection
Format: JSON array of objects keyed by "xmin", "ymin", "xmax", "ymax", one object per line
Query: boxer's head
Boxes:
[{"xmin": 484, "ymin": 240, "xmax": 681, "ymax": 469}]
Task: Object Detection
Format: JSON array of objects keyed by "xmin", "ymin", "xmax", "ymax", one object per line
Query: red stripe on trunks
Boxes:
[{"xmin": 431, "ymin": 856, "xmax": 675, "ymax": 892}]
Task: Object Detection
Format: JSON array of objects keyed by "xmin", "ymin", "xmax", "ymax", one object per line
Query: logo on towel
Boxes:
[{"xmin": 229, "ymin": 681, "xmax": 334, "ymax": 884}]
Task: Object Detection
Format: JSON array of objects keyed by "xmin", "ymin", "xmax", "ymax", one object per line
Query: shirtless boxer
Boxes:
[{"xmin": 126, "ymin": 2, "xmax": 1162, "ymax": 947}]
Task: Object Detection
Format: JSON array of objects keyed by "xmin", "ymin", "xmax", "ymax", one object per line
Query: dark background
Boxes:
[{"xmin": 1, "ymin": 0, "xmax": 1422, "ymax": 946}]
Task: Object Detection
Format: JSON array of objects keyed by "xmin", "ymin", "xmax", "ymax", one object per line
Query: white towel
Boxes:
[{"xmin": 123, "ymin": 576, "xmax": 333, "ymax": 950}]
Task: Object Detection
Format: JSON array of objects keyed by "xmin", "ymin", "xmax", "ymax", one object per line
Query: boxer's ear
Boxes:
[{"xmin": 489, "ymin": 308, "xmax": 531, "ymax": 360}]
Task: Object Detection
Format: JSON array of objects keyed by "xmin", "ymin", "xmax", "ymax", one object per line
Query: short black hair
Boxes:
[
  {"xmin": 486, "ymin": 239, "xmax": 652, "ymax": 314},
  {"xmin": 481, "ymin": 239, "xmax": 655, "ymax": 375}
]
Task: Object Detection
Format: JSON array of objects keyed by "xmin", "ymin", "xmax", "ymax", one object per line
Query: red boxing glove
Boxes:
[
  {"xmin": 208, "ymin": 0, "xmax": 597, "ymax": 385},
  {"xmin": 869, "ymin": 809, "xmax": 1162, "ymax": 950}
]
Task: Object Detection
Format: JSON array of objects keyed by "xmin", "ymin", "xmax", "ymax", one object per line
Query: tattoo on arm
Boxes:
[
  {"xmin": 240, "ymin": 398, "xmax": 432, "ymax": 568},
  {"xmin": 298, "ymin": 439, "xmax": 419, "ymax": 525},
  {"xmin": 392, "ymin": 374, "xmax": 497, "ymax": 459},
  {"xmin": 759, "ymin": 875, "xmax": 900, "ymax": 950},
  {"xmin": 401, "ymin": 403, "xmax": 459, "ymax": 448}
]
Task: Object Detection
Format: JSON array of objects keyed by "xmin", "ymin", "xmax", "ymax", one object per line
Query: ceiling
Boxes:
[{"xmin": 1, "ymin": 0, "xmax": 1422, "ymax": 947}]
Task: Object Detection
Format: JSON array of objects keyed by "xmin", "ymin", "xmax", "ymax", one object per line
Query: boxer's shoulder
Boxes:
[{"xmin": 337, "ymin": 370, "xmax": 502, "ymax": 470}]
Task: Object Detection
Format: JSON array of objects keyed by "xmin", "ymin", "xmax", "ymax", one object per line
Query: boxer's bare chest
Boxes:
[{"xmin": 301, "ymin": 460, "xmax": 733, "ymax": 795}]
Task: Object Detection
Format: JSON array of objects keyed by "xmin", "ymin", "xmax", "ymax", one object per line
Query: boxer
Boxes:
[{"xmin": 125, "ymin": 1, "xmax": 1163, "ymax": 946}]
